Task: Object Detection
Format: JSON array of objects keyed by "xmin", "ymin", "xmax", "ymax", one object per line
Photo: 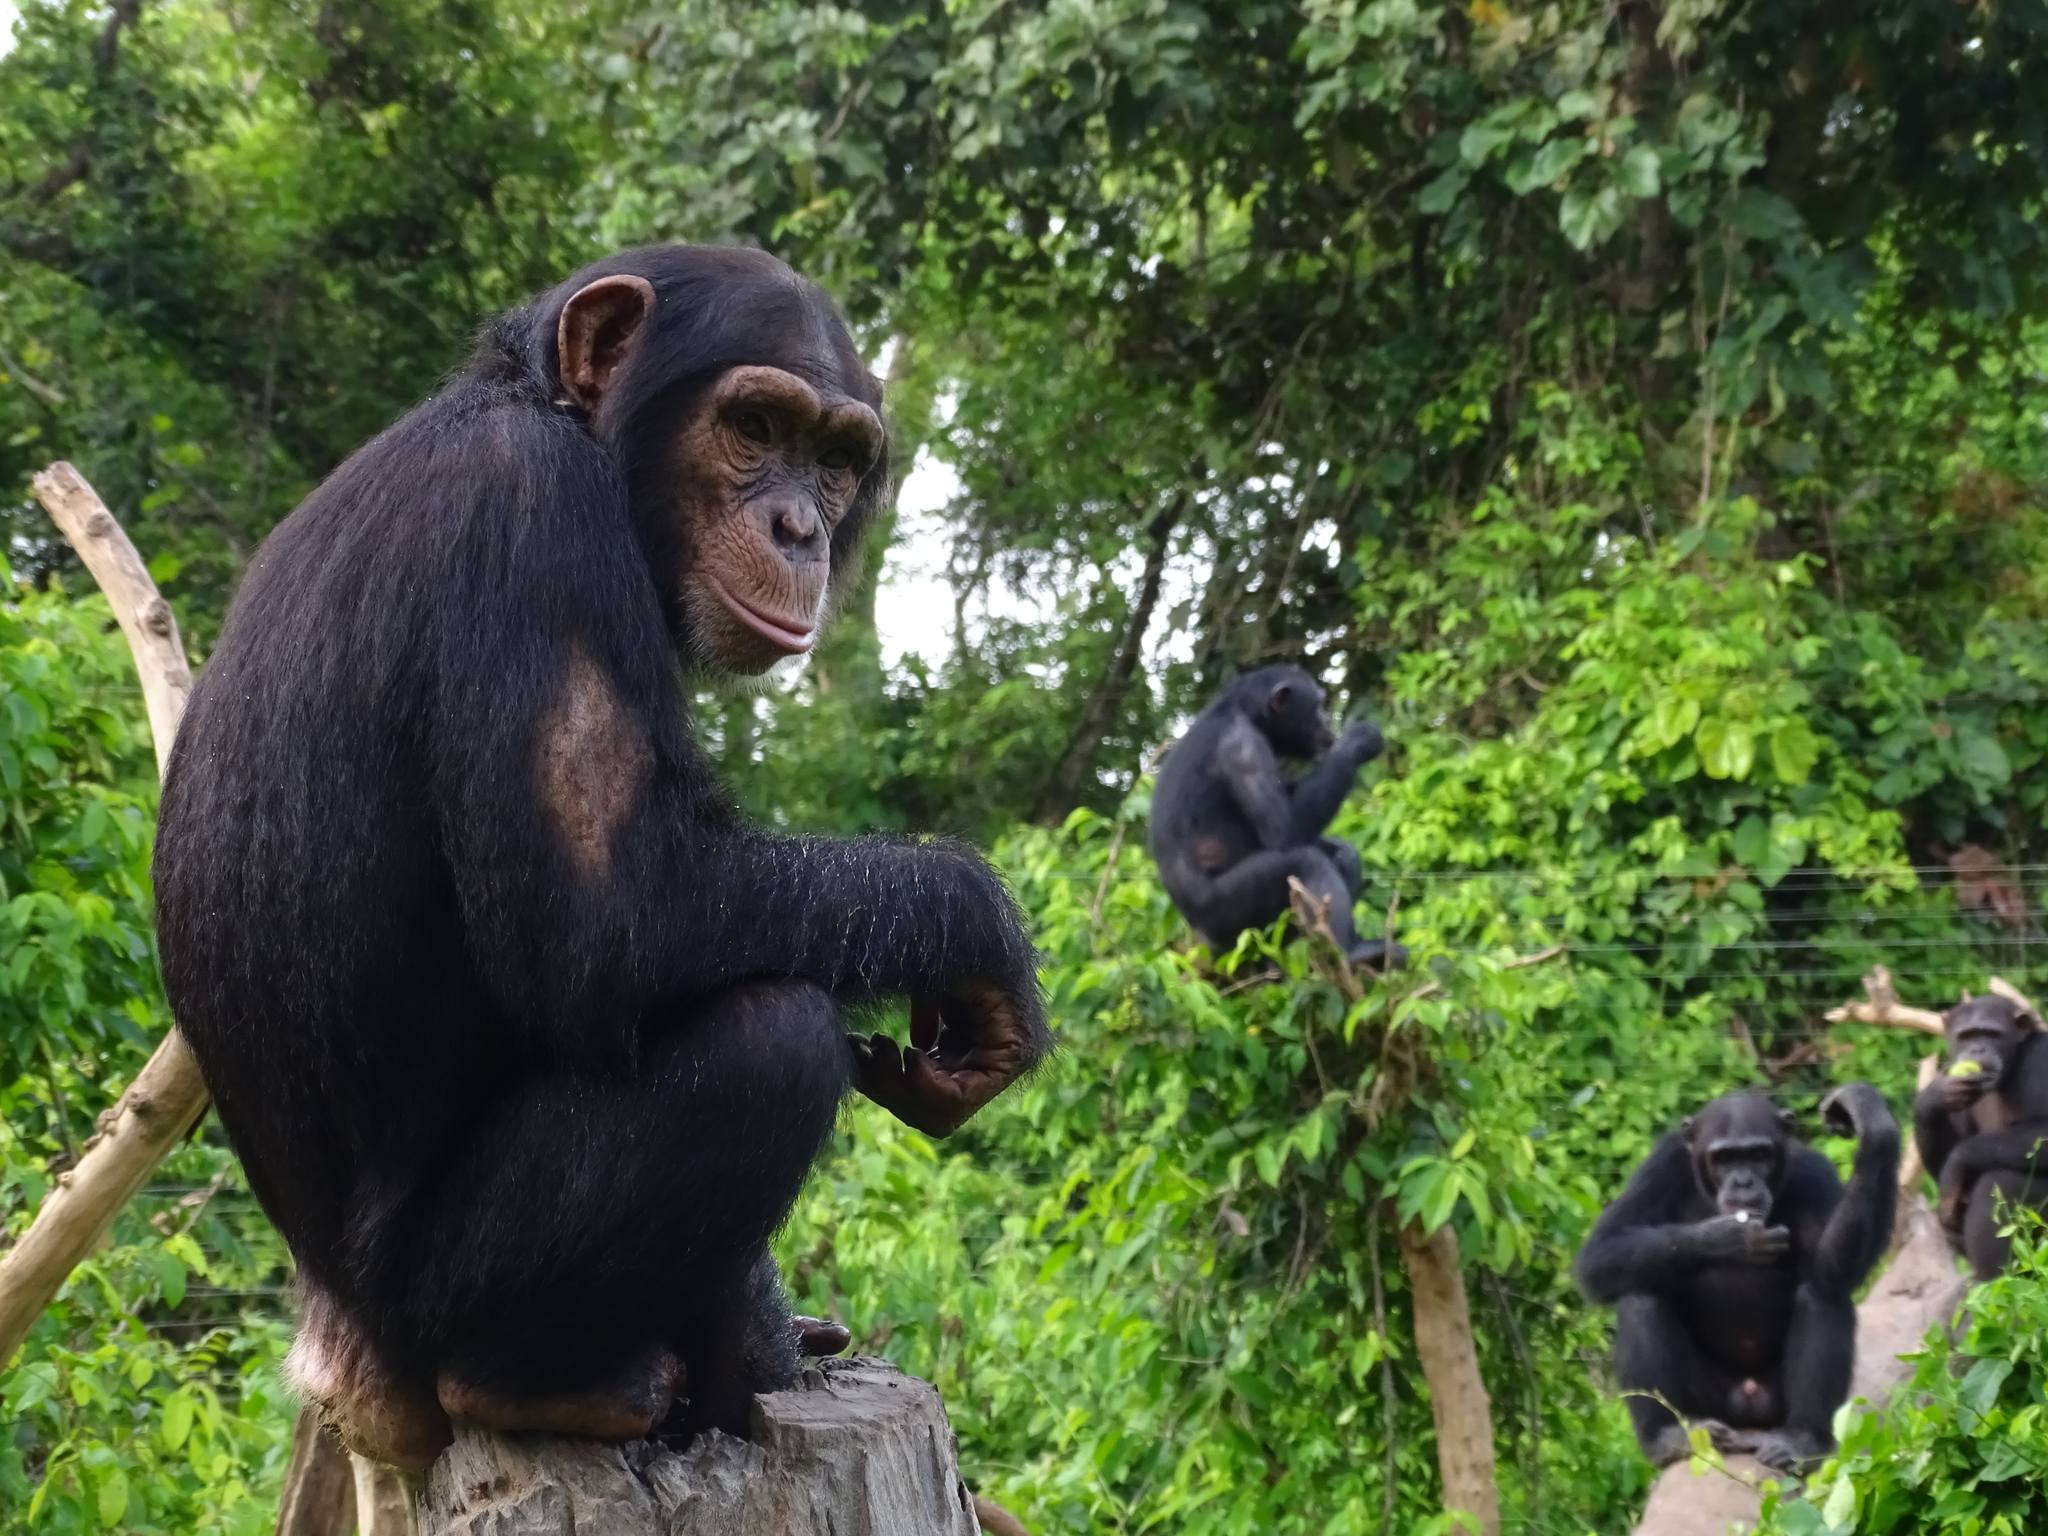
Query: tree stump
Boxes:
[{"xmin": 415, "ymin": 1358, "xmax": 981, "ymax": 1536}]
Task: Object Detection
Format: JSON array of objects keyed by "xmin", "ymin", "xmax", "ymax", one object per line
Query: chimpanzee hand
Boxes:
[
  {"xmin": 1819, "ymin": 1082, "xmax": 1894, "ymax": 1141},
  {"xmin": 1937, "ymin": 1069, "xmax": 1990, "ymax": 1115},
  {"xmin": 1692, "ymin": 1214, "xmax": 1792, "ymax": 1265},
  {"xmin": 1337, "ymin": 720, "xmax": 1385, "ymax": 764},
  {"xmin": 851, "ymin": 982, "xmax": 1042, "ymax": 1138}
]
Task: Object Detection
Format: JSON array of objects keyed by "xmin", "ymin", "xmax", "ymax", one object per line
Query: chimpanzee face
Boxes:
[
  {"xmin": 1256, "ymin": 667, "xmax": 1338, "ymax": 759},
  {"xmin": 1684, "ymin": 1093, "xmax": 1795, "ymax": 1219},
  {"xmin": 1943, "ymin": 996, "xmax": 2037, "ymax": 1087},
  {"xmin": 552, "ymin": 269, "xmax": 887, "ymax": 677},
  {"xmin": 664, "ymin": 365, "xmax": 885, "ymax": 673}
]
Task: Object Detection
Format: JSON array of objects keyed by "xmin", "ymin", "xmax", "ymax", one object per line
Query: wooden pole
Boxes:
[
  {"xmin": 0, "ymin": 463, "xmax": 209, "ymax": 1366},
  {"xmin": 1399, "ymin": 1222, "xmax": 1501, "ymax": 1536}
]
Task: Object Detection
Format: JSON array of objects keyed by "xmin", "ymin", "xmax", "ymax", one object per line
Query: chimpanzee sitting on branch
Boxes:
[
  {"xmin": 1148, "ymin": 665, "xmax": 1402, "ymax": 970},
  {"xmin": 1915, "ymin": 993, "xmax": 2048, "ymax": 1279},
  {"xmin": 1575, "ymin": 1084, "xmax": 1897, "ymax": 1472}
]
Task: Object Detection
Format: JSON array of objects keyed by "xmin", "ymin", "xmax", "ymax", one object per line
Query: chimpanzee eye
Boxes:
[
  {"xmin": 732, "ymin": 409, "xmax": 775, "ymax": 445},
  {"xmin": 817, "ymin": 444, "xmax": 857, "ymax": 472}
]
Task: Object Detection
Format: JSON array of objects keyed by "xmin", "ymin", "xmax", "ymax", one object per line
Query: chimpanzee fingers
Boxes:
[
  {"xmin": 792, "ymin": 1315, "xmax": 852, "ymax": 1358},
  {"xmin": 909, "ymin": 997, "xmax": 942, "ymax": 1055},
  {"xmin": 1752, "ymin": 1225, "xmax": 1793, "ymax": 1260}
]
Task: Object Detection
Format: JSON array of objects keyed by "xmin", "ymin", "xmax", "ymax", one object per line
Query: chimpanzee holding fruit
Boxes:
[{"xmin": 1916, "ymin": 993, "xmax": 2048, "ymax": 1279}]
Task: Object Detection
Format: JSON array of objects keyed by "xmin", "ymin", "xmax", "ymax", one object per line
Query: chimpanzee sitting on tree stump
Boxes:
[
  {"xmin": 1148, "ymin": 665, "xmax": 1402, "ymax": 970},
  {"xmin": 153, "ymin": 245, "xmax": 1050, "ymax": 1469}
]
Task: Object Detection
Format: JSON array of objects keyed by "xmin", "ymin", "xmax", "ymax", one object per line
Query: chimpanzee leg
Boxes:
[
  {"xmin": 1962, "ymin": 1168, "xmax": 2040, "ymax": 1280},
  {"xmin": 407, "ymin": 980, "xmax": 850, "ymax": 1438},
  {"xmin": 1198, "ymin": 846, "xmax": 1364, "ymax": 955},
  {"xmin": 1614, "ymin": 1293, "xmax": 1739, "ymax": 1465},
  {"xmin": 1753, "ymin": 1285, "xmax": 1854, "ymax": 1469},
  {"xmin": 1319, "ymin": 836, "xmax": 1364, "ymax": 899}
]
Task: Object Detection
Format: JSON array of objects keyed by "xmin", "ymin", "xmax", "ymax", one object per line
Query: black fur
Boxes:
[
  {"xmin": 1574, "ymin": 1087, "xmax": 1897, "ymax": 1472},
  {"xmin": 1915, "ymin": 994, "xmax": 2048, "ymax": 1278},
  {"xmin": 1147, "ymin": 664, "xmax": 1399, "ymax": 967},
  {"xmin": 153, "ymin": 244, "xmax": 1047, "ymax": 1441}
]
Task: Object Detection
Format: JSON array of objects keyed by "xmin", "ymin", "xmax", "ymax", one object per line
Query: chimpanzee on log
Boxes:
[
  {"xmin": 153, "ymin": 245, "xmax": 1050, "ymax": 1469},
  {"xmin": 1575, "ymin": 1085, "xmax": 1897, "ymax": 1472},
  {"xmin": 1915, "ymin": 994, "xmax": 2048, "ymax": 1279},
  {"xmin": 1147, "ymin": 665, "xmax": 1403, "ymax": 970}
]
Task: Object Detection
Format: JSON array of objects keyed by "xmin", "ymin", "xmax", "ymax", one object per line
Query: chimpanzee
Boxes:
[
  {"xmin": 1148, "ymin": 665, "xmax": 1403, "ymax": 970},
  {"xmin": 1574, "ymin": 1084, "xmax": 1898, "ymax": 1471},
  {"xmin": 1915, "ymin": 993, "xmax": 2048, "ymax": 1279},
  {"xmin": 153, "ymin": 245, "xmax": 1050, "ymax": 1469}
]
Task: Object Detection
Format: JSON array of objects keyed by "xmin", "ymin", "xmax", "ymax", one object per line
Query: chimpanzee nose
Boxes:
[{"xmin": 768, "ymin": 499, "xmax": 824, "ymax": 559}]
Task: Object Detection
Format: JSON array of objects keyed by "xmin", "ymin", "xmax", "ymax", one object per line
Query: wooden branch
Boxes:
[
  {"xmin": 275, "ymin": 1405, "xmax": 356, "ymax": 1536},
  {"xmin": 30, "ymin": 461, "xmax": 192, "ymax": 776},
  {"xmin": 0, "ymin": 464, "xmax": 208, "ymax": 1368},
  {"xmin": 1398, "ymin": 1222, "xmax": 1501, "ymax": 1536},
  {"xmin": 972, "ymin": 1493, "xmax": 1034, "ymax": 1536},
  {"xmin": 1822, "ymin": 964, "xmax": 1944, "ymax": 1036},
  {"xmin": 415, "ymin": 1358, "xmax": 981, "ymax": 1536}
]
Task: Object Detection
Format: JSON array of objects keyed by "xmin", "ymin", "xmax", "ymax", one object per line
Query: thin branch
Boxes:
[{"xmin": 0, "ymin": 464, "xmax": 207, "ymax": 1368}]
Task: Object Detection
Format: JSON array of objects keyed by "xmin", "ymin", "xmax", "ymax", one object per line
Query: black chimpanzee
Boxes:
[
  {"xmin": 1148, "ymin": 665, "xmax": 1402, "ymax": 970},
  {"xmin": 153, "ymin": 245, "xmax": 1050, "ymax": 1469},
  {"xmin": 1915, "ymin": 993, "xmax": 2048, "ymax": 1279},
  {"xmin": 1574, "ymin": 1084, "xmax": 1898, "ymax": 1471}
]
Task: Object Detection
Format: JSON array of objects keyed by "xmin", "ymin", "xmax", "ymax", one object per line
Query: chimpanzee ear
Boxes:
[
  {"xmin": 557, "ymin": 275, "xmax": 656, "ymax": 414},
  {"xmin": 2019, "ymin": 1009, "xmax": 2042, "ymax": 1036},
  {"xmin": 1778, "ymin": 1108, "xmax": 1799, "ymax": 1136},
  {"xmin": 1679, "ymin": 1116, "xmax": 1697, "ymax": 1147},
  {"xmin": 1266, "ymin": 682, "xmax": 1294, "ymax": 716}
]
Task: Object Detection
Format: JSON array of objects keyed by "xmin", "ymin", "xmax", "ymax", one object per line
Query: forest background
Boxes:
[{"xmin": 2, "ymin": 2, "xmax": 2047, "ymax": 1533}]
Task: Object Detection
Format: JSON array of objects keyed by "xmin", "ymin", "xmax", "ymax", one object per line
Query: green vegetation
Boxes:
[{"xmin": 4, "ymin": 1, "xmax": 2047, "ymax": 1532}]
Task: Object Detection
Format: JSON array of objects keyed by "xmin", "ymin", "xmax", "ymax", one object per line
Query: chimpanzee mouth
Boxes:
[{"xmin": 705, "ymin": 577, "xmax": 816, "ymax": 655}]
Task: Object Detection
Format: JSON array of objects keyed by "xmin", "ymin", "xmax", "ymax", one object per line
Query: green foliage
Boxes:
[
  {"xmin": 1, "ymin": 573, "xmax": 292, "ymax": 1533},
  {"xmin": 1755, "ymin": 1217, "xmax": 2048, "ymax": 1536}
]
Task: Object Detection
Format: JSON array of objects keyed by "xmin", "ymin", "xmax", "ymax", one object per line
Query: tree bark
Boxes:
[
  {"xmin": 1399, "ymin": 1222, "xmax": 1501, "ymax": 1536},
  {"xmin": 1032, "ymin": 497, "xmax": 1181, "ymax": 823},
  {"xmin": 0, "ymin": 463, "xmax": 207, "ymax": 1370},
  {"xmin": 414, "ymin": 1358, "xmax": 981, "ymax": 1536}
]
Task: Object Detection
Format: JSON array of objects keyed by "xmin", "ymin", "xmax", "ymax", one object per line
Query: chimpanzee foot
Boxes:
[
  {"xmin": 794, "ymin": 1314, "xmax": 852, "ymax": 1357},
  {"xmin": 1750, "ymin": 1429, "xmax": 1830, "ymax": 1474},
  {"xmin": 1642, "ymin": 1423, "xmax": 1696, "ymax": 1467},
  {"xmin": 1700, "ymin": 1419, "xmax": 1759, "ymax": 1455},
  {"xmin": 1346, "ymin": 939, "xmax": 1409, "ymax": 973},
  {"xmin": 437, "ymin": 1348, "xmax": 682, "ymax": 1442},
  {"xmin": 287, "ymin": 1284, "xmax": 452, "ymax": 1470}
]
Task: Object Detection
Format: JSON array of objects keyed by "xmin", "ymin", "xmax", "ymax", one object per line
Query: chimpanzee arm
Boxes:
[
  {"xmin": 423, "ymin": 410, "xmax": 1042, "ymax": 1065},
  {"xmin": 1575, "ymin": 1138, "xmax": 1722, "ymax": 1300},
  {"xmin": 1216, "ymin": 716, "xmax": 1295, "ymax": 849},
  {"xmin": 1941, "ymin": 1121, "xmax": 2048, "ymax": 1182},
  {"xmin": 1912, "ymin": 1079, "xmax": 1963, "ymax": 1183},
  {"xmin": 1794, "ymin": 1085, "xmax": 1898, "ymax": 1295},
  {"xmin": 1282, "ymin": 723, "xmax": 1383, "ymax": 844}
]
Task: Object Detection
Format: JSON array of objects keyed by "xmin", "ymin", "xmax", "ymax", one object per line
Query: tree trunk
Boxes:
[
  {"xmin": 1399, "ymin": 1222, "xmax": 1501, "ymax": 1536},
  {"xmin": 415, "ymin": 1358, "xmax": 980, "ymax": 1536},
  {"xmin": 275, "ymin": 1407, "xmax": 357, "ymax": 1536},
  {"xmin": 1031, "ymin": 497, "xmax": 1181, "ymax": 823},
  {"xmin": 1629, "ymin": 1200, "xmax": 1969, "ymax": 1536}
]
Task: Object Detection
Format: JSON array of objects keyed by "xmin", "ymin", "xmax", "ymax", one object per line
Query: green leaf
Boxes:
[
  {"xmin": 1619, "ymin": 144, "xmax": 1661, "ymax": 198},
  {"xmin": 1418, "ymin": 167, "xmax": 1467, "ymax": 214},
  {"xmin": 1770, "ymin": 721, "xmax": 1821, "ymax": 785},
  {"xmin": 162, "ymin": 1391, "xmax": 196, "ymax": 1451},
  {"xmin": 97, "ymin": 1467, "xmax": 129, "ymax": 1527},
  {"xmin": 1821, "ymin": 1473, "xmax": 1856, "ymax": 1527},
  {"xmin": 1696, "ymin": 719, "xmax": 1756, "ymax": 780}
]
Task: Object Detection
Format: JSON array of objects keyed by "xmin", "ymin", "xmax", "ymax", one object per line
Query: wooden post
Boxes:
[
  {"xmin": 414, "ymin": 1358, "xmax": 982, "ymax": 1536},
  {"xmin": 0, "ymin": 463, "xmax": 209, "ymax": 1366}
]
